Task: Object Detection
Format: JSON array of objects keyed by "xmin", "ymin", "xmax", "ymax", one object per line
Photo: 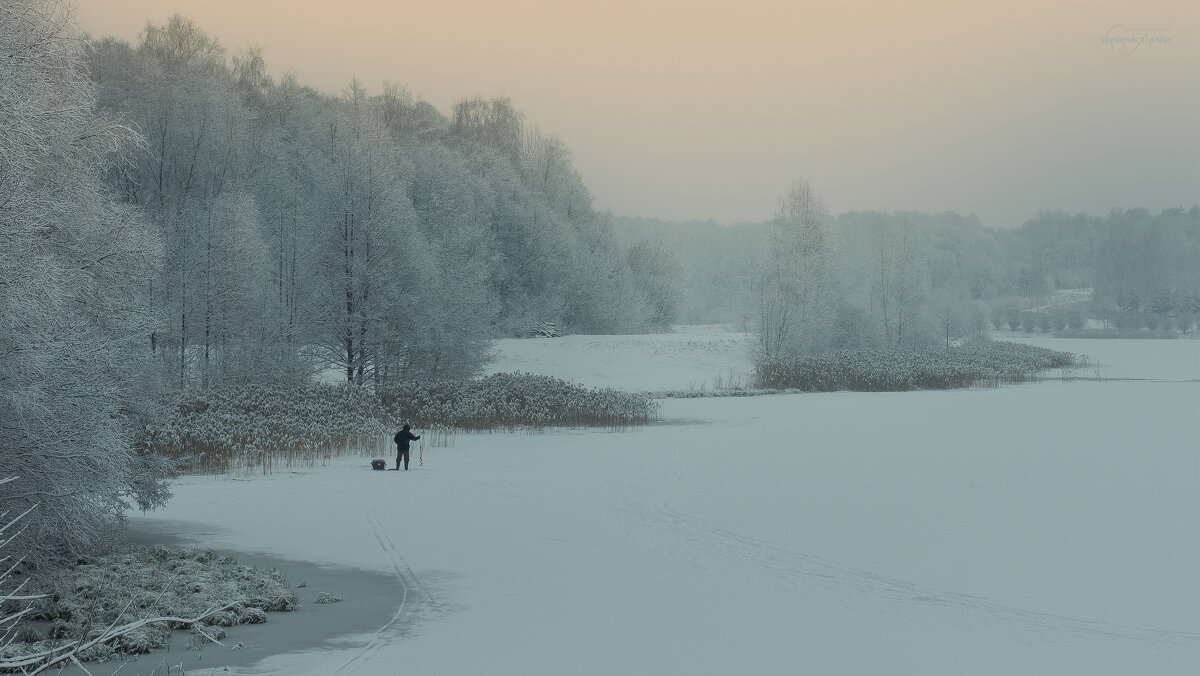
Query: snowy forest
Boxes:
[
  {"xmin": 85, "ymin": 15, "xmax": 679, "ymax": 390},
  {"xmin": 2, "ymin": 0, "xmax": 1199, "ymax": 654}
]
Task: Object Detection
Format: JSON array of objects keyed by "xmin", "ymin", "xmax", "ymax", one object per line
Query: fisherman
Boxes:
[{"xmin": 394, "ymin": 424, "xmax": 421, "ymax": 471}]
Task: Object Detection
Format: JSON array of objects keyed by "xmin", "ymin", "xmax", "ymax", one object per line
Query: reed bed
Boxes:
[
  {"xmin": 143, "ymin": 384, "xmax": 391, "ymax": 475},
  {"xmin": 755, "ymin": 340, "xmax": 1079, "ymax": 392},
  {"xmin": 378, "ymin": 373, "xmax": 660, "ymax": 431},
  {"xmin": 145, "ymin": 375, "xmax": 660, "ymax": 476}
]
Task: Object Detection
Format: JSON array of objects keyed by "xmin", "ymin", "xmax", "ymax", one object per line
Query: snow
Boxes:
[
  {"xmin": 482, "ymin": 325, "xmax": 756, "ymax": 392},
  {"xmin": 997, "ymin": 331, "xmax": 1200, "ymax": 381},
  {"xmin": 132, "ymin": 328, "xmax": 1199, "ymax": 675}
]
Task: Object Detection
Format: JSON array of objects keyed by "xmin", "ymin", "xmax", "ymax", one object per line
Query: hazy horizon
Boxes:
[{"xmin": 74, "ymin": 0, "xmax": 1199, "ymax": 228}]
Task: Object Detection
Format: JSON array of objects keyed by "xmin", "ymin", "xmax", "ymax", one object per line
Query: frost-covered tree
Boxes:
[
  {"xmin": 88, "ymin": 15, "xmax": 314, "ymax": 388},
  {"xmin": 872, "ymin": 218, "xmax": 923, "ymax": 348},
  {"xmin": 115, "ymin": 15, "xmax": 246, "ymax": 385},
  {"xmin": 310, "ymin": 80, "xmax": 413, "ymax": 385},
  {"xmin": 626, "ymin": 239, "xmax": 684, "ymax": 330},
  {"xmin": 451, "ymin": 95, "xmax": 524, "ymax": 163},
  {"xmin": 251, "ymin": 70, "xmax": 324, "ymax": 374},
  {"xmin": 391, "ymin": 145, "xmax": 498, "ymax": 379},
  {"xmin": 84, "ymin": 17, "xmax": 661, "ymax": 389},
  {"xmin": 562, "ymin": 212, "xmax": 652, "ymax": 334},
  {"xmin": 196, "ymin": 190, "xmax": 289, "ymax": 385},
  {"xmin": 1091, "ymin": 207, "xmax": 1200, "ymax": 318},
  {"xmin": 754, "ymin": 181, "xmax": 837, "ymax": 357},
  {"xmin": 611, "ymin": 216, "xmax": 760, "ymax": 326},
  {"xmin": 0, "ymin": 0, "xmax": 171, "ymax": 566}
]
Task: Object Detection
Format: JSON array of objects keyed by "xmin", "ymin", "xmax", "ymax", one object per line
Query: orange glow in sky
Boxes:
[{"xmin": 74, "ymin": 0, "xmax": 1199, "ymax": 227}]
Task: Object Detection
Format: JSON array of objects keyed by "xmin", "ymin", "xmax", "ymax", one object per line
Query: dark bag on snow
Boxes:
[{"xmin": 371, "ymin": 459, "xmax": 387, "ymax": 471}]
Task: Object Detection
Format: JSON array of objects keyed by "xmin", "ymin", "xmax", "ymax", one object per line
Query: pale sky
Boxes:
[{"xmin": 73, "ymin": 0, "xmax": 1199, "ymax": 228}]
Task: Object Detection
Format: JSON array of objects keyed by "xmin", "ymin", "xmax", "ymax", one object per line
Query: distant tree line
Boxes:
[{"xmin": 617, "ymin": 197, "xmax": 1199, "ymax": 353}]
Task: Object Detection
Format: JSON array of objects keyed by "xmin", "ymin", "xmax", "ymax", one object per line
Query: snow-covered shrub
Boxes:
[
  {"xmin": 755, "ymin": 340, "xmax": 1078, "ymax": 392},
  {"xmin": 186, "ymin": 622, "xmax": 227, "ymax": 651},
  {"xmin": 313, "ymin": 592, "xmax": 343, "ymax": 604},
  {"xmin": 3, "ymin": 545, "xmax": 299, "ymax": 667},
  {"xmin": 190, "ymin": 622, "xmax": 226, "ymax": 642},
  {"xmin": 114, "ymin": 623, "xmax": 171, "ymax": 654},
  {"xmin": 237, "ymin": 607, "xmax": 268, "ymax": 624},
  {"xmin": 1006, "ymin": 309, "xmax": 1021, "ymax": 331},
  {"xmin": 73, "ymin": 640, "xmax": 116, "ymax": 663}
]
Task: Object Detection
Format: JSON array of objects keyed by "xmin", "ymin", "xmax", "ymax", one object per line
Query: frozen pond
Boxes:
[
  {"xmin": 999, "ymin": 331, "xmax": 1200, "ymax": 382},
  {"xmin": 133, "ymin": 333, "xmax": 1198, "ymax": 675}
]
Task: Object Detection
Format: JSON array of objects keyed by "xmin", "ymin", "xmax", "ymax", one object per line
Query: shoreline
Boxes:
[{"xmin": 46, "ymin": 518, "xmax": 409, "ymax": 676}]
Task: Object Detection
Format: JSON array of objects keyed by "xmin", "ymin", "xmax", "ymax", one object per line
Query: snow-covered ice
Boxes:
[
  {"xmin": 999, "ymin": 331, "xmax": 1200, "ymax": 382},
  {"xmin": 482, "ymin": 325, "xmax": 756, "ymax": 392},
  {"xmin": 132, "ymin": 330, "xmax": 1199, "ymax": 675}
]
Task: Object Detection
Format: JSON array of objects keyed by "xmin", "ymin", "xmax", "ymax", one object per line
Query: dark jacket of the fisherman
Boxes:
[{"xmin": 394, "ymin": 426, "xmax": 420, "ymax": 450}]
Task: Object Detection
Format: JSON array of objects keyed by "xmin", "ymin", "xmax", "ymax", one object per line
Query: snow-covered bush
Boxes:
[
  {"xmin": 1005, "ymin": 309, "xmax": 1021, "ymax": 331},
  {"xmin": 1, "ymin": 545, "xmax": 298, "ymax": 667},
  {"xmin": 755, "ymin": 340, "xmax": 1078, "ymax": 391},
  {"xmin": 187, "ymin": 622, "xmax": 227, "ymax": 650}
]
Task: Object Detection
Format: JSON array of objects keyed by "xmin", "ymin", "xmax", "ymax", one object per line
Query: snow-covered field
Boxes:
[{"xmin": 133, "ymin": 329, "xmax": 1199, "ymax": 675}]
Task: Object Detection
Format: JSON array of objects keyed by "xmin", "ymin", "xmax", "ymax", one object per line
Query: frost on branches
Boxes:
[{"xmin": 0, "ymin": 0, "xmax": 171, "ymax": 567}]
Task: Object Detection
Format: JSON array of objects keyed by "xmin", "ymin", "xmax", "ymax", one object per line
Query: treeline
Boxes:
[
  {"xmin": 1021, "ymin": 208, "xmax": 1200, "ymax": 325},
  {"xmin": 617, "ymin": 203, "xmax": 1200, "ymax": 349},
  {"xmin": 86, "ymin": 15, "xmax": 679, "ymax": 390}
]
